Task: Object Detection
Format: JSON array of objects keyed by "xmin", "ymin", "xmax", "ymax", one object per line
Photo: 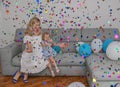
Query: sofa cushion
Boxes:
[
  {"xmin": 51, "ymin": 29, "xmax": 82, "ymax": 42},
  {"xmin": 12, "ymin": 53, "xmax": 22, "ymax": 66},
  {"xmin": 55, "ymin": 53, "xmax": 85, "ymax": 66},
  {"xmin": 81, "ymin": 28, "xmax": 120, "ymax": 42},
  {"xmin": 12, "ymin": 53, "xmax": 85, "ymax": 66},
  {"xmin": 85, "ymin": 53, "xmax": 120, "ymax": 81}
]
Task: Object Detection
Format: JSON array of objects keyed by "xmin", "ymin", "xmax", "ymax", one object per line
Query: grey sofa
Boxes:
[
  {"xmin": 81, "ymin": 28, "xmax": 120, "ymax": 87},
  {"xmin": 0, "ymin": 28, "xmax": 86, "ymax": 76},
  {"xmin": 1, "ymin": 28, "xmax": 120, "ymax": 87}
]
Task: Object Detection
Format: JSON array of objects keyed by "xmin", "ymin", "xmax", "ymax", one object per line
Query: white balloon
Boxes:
[
  {"xmin": 91, "ymin": 39, "xmax": 103, "ymax": 53},
  {"xmin": 106, "ymin": 41, "xmax": 120, "ymax": 60},
  {"xmin": 117, "ymin": 84, "xmax": 120, "ymax": 87},
  {"xmin": 115, "ymin": 83, "xmax": 120, "ymax": 87},
  {"xmin": 68, "ymin": 82, "xmax": 85, "ymax": 87},
  {"xmin": 76, "ymin": 42, "xmax": 84, "ymax": 52}
]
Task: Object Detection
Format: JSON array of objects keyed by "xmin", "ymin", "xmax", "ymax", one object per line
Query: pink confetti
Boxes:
[{"xmin": 117, "ymin": 75, "xmax": 120, "ymax": 79}]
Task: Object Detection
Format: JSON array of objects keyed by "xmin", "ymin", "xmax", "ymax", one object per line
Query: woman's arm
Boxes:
[{"xmin": 25, "ymin": 41, "xmax": 32, "ymax": 53}]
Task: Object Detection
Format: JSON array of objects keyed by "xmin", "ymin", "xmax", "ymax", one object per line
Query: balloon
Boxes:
[
  {"xmin": 91, "ymin": 39, "xmax": 103, "ymax": 53},
  {"xmin": 106, "ymin": 41, "xmax": 120, "ymax": 60},
  {"xmin": 102, "ymin": 39, "xmax": 113, "ymax": 53},
  {"xmin": 68, "ymin": 82, "xmax": 85, "ymax": 87},
  {"xmin": 79, "ymin": 43, "xmax": 92, "ymax": 58}
]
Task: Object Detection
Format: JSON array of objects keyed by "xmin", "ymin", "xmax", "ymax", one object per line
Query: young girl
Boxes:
[
  {"xmin": 42, "ymin": 32, "xmax": 66, "ymax": 48},
  {"xmin": 42, "ymin": 32, "xmax": 66, "ymax": 76}
]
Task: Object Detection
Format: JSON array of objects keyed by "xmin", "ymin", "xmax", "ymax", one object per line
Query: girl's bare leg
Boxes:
[
  {"xmin": 49, "ymin": 56, "xmax": 60, "ymax": 73},
  {"xmin": 47, "ymin": 60, "xmax": 55, "ymax": 77}
]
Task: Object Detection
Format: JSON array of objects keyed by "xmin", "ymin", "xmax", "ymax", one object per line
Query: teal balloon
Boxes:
[
  {"xmin": 79, "ymin": 43, "xmax": 92, "ymax": 58},
  {"xmin": 52, "ymin": 46, "xmax": 61, "ymax": 53},
  {"xmin": 102, "ymin": 39, "xmax": 113, "ymax": 53}
]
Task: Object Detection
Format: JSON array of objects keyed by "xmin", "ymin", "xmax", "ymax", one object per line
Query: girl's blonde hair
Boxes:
[{"xmin": 26, "ymin": 16, "xmax": 42, "ymax": 35}]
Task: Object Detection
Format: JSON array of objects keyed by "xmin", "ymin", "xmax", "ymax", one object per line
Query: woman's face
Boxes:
[{"xmin": 33, "ymin": 21, "xmax": 41, "ymax": 33}]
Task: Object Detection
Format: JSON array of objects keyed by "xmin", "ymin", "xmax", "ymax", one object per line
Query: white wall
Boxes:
[
  {"xmin": 0, "ymin": 0, "xmax": 120, "ymax": 48},
  {"xmin": 0, "ymin": 1, "xmax": 2, "ymax": 64}
]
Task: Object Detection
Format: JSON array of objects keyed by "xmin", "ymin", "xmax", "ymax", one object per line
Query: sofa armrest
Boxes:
[{"xmin": 0, "ymin": 42, "xmax": 22, "ymax": 75}]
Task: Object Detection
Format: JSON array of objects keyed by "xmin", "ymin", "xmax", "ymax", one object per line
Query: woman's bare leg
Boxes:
[
  {"xmin": 23, "ymin": 73, "xmax": 28, "ymax": 80},
  {"xmin": 13, "ymin": 71, "xmax": 22, "ymax": 80}
]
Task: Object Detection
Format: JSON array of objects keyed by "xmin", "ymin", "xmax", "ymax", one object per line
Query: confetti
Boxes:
[
  {"xmin": 42, "ymin": 81, "xmax": 47, "ymax": 85},
  {"xmin": 93, "ymin": 78, "xmax": 96, "ymax": 82}
]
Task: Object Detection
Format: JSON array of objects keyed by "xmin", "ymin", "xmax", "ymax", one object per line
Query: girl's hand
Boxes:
[
  {"xmin": 58, "ymin": 43, "xmax": 67, "ymax": 48},
  {"xmin": 49, "ymin": 39, "xmax": 53, "ymax": 42}
]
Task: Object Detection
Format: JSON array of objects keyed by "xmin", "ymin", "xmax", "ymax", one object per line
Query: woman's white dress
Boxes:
[{"xmin": 21, "ymin": 35, "xmax": 48, "ymax": 73}]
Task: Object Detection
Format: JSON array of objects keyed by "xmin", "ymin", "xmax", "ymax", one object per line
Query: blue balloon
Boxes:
[
  {"xmin": 52, "ymin": 46, "xmax": 61, "ymax": 53},
  {"xmin": 102, "ymin": 39, "xmax": 113, "ymax": 53},
  {"xmin": 79, "ymin": 43, "xmax": 92, "ymax": 58}
]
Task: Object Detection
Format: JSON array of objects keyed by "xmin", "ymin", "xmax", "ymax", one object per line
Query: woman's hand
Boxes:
[{"xmin": 25, "ymin": 49, "xmax": 32, "ymax": 53}]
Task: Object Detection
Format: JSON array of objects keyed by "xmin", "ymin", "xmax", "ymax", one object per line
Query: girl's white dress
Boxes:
[{"xmin": 21, "ymin": 35, "xmax": 48, "ymax": 73}]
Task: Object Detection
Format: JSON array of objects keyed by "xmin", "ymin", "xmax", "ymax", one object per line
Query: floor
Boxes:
[{"xmin": 0, "ymin": 66, "xmax": 89, "ymax": 87}]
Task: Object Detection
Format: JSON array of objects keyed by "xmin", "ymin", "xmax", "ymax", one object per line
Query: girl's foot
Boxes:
[
  {"xmin": 56, "ymin": 67, "xmax": 60, "ymax": 73},
  {"xmin": 51, "ymin": 70, "xmax": 55, "ymax": 77}
]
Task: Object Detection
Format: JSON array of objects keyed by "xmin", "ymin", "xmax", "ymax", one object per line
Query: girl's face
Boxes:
[
  {"xmin": 44, "ymin": 34, "xmax": 50, "ymax": 41},
  {"xmin": 32, "ymin": 21, "xmax": 41, "ymax": 33}
]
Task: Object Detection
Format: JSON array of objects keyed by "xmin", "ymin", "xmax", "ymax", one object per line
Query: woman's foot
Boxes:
[
  {"xmin": 23, "ymin": 79, "xmax": 28, "ymax": 83},
  {"xmin": 23, "ymin": 73, "xmax": 28, "ymax": 83},
  {"xmin": 12, "ymin": 71, "xmax": 21, "ymax": 84},
  {"xmin": 12, "ymin": 79, "xmax": 18, "ymax": 83},
  {"xmin": 51, "ymin": 70, "xmax": 55, "ymax": 77}
]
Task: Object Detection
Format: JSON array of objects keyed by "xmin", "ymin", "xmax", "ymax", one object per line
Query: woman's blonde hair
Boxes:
[
  {"xmin": 25, "ymin": 16, "xmax": 42, "ymax": 36},
  {"xmin": 24, "ymin": 28, "xmax": 33, "ymax": 36},
  {"xmin": 27, "ymin": 16, "xmax": 40, "ymax": 29}
]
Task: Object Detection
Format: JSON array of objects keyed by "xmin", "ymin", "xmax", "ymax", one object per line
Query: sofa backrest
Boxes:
[
  {"xmin": 50, "ymin": 28, "xmax": 82, "ymax": 42},
  {"xmin": 14, "ymin": 28, "xmax": 82, "ymax": 52},
  {"xmin": 14, "ymin": 28, "xmax": 120, "ymax": 52},
  {"xmin": 14, "ymin": 28, "xmax": 51, "ymax": 42},
  {"xmin": 14, "ymin": 28, "xmax": 25, "ymax": 42},
  {"xmin": 50, "ymin": 29, "xmax": 82, "ymax": 53},
  {"xmin": 81, "ymin": 28, "xmax": 120, "ymax": 42}
]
